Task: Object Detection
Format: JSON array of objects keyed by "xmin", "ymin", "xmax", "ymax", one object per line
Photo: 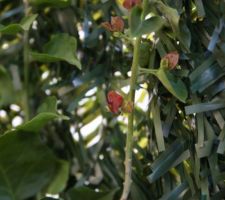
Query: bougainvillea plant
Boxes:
[{"xmin": 0, "ymin": 0, "xmax": 225, "ymax": 199}]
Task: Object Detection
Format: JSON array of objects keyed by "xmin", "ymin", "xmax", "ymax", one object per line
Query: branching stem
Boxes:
[{"xmin": 120, "ymin": 1, "xmax": 148, "ymax": 199}]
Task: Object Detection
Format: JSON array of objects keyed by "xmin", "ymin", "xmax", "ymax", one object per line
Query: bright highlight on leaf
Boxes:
[
  {"xmin": 30, "ymin": 34, "xmax": 82, "ymax": 69},
  {"xmin": 130, "ymin": 7, "xmax": 164, "ymax": 37}
]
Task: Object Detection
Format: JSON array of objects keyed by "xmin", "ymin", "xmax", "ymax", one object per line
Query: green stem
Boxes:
[
  {"xmin": 139, "ymin": 67, "xmax": 158, "ymax": 75},
  {"xmin": 120, "ymin": 1, "xmax": 149, "ymax": 199},
  {"xmin": 120, "ymin": 35, "xmax": 141, "ymax": 200},
  {"xmin": 23, "ymin": 0, "xmax": 30, "ymax": 121}
]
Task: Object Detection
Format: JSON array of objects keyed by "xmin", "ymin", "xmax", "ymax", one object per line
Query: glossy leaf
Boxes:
[
  {"xmin": 130, "ymin": 7, "xmax": 164, "ymax": 37},
  {"xmin": 156, "ymin": 68, "xmax": 188, "ymax": 103}
]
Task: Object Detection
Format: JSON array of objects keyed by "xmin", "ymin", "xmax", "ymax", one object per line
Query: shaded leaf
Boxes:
[
  {"xmin": 0, "ymin": 131, "xmax": 69, "ymax": 199},
  {"xmin": 37, "ymin": 96, "xmax": 58, "ymax": 114},
  {"xmin": 0, "ymin": 65, "xmax": 15, "ymax": 106},
  {"xmin": 154, "ymin": 1, "xmax": 180, "ymax": 32},
  {"xmin": 66, "ymin": 187, "xmax": 118, "ymax": 200}
]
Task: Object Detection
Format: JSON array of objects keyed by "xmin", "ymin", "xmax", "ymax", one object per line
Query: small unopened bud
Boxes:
[{"xmin": 161, "ymin": 51, "xmax": 179, "ymax": 69}]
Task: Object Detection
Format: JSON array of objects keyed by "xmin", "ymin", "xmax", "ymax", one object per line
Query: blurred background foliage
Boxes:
[{"xmin": 0, "ymin": 0, "xmax": 225, "ymax": 199}]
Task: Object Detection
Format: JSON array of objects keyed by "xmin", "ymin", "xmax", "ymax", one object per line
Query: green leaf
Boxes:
[
  {"xmin": 37, "ymin": 96, "xmax": 58, "ymax": 114},
  {"xmin": 152, "ymin": 100, "xmax": 165, "ymax": 152},
  {"xmin": 130, "ymin": 183, "xmax": 148, "ymax": 200},
  {"xmin": 140, "ymin": 67, "xmax": 188, "ymax": 102},
  {"xmin": 130, "ymin": 7, "xmax": 164, "ymax": 37},
  {"xmin": 148, "ymin": 140, "xmax": 187, "ymax": 182},
  {"xmin": 154, "ymin": 1, "xmax": 180, "ymax": 32},
  {"xmin": 139, "ymin": 42, "xmax": 151, "ymax": 67},
  {"xmin": 0, "ymin": 14, "xmax": 37, "ymax": 35},
  {"xmin": 156, "ymin": 68, "xmax": 188, "ymax": 103},
  {"xmin": 185, "ymin": 100, "xmax": 225, "ymax": 115},
  {"xmin": 31, "ymin": 33, "xmax": 81, "ymax": 69},
  {"xmin": 20, "ymin": 14, "xmax": 38, "ymax": 31},
  {"xmin": 0, "ymin": 24, "xmax": 23, "ymax": 35},
  {"xmin": 179, "ymin": 21, "xmax": 191, "ymax": 49},
  {"xmin": 195, "ymin": 0, "xmax": 205, "ymax": 18},
  {"xmin": 0, "ymin": 65, "xmax": 19, "ymax": 106},
  {"xmin": 30, "ymin": 0, "xmax": 70, "ymax": 7},
  {"xmin": 66, "ymin": 187, "xmax": 117, "ymax": 200},
  {"xmin": 0, "ymin": 131, "xmax": 69, "ymax": 199},
  {"xmin": 15, "ymin": 112, "xmax": 69, "ymax": 133},
  {"xmin": 160, "ymin": 181, "xmax": 189, "ymax": 200},
  {"xmin": 46, "ymin": 159, "xmax": 69, "ymax": 194}
]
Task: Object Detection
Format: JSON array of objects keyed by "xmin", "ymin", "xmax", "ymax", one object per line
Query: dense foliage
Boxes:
[{"xmin": 0, "ymin": 0, "xmax": 225, "ymax": 199}]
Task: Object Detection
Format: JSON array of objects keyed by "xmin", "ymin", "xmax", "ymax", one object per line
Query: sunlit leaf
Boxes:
[
  {"xmin": 0, "ymin": 14, "xmax": 37, "ymax": 35},
  {"xmin": 31, "ymin": 34, "xmax": 82, "ymax": 69},
  {"xmin": 130, "ymin": 7, "xmax": 164, "ymax": 37}
]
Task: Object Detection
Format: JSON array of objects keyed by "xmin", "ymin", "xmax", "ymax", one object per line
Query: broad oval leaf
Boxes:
[
  {"xmin": 156, "ymin": 68, "xmax": 188, "ymax": 103},
  {"xmin": 130, "ymin": 7, "xmax": 164, "ymax": 37},
  {"xmin": 31, "ymin": 33, "xmax": 81, "ymax": 69},
  {"xmin": 0, "ymin": 131, "xmax": 69, "ymax": 199}
]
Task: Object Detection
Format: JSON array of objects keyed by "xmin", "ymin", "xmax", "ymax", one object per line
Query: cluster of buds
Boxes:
[
  {"xmin": 101, "ymin": 0, "xmax": 141, "ymax": 32},
  {"xmin": 102, "ymin": 1, "xmax": 142, "ymax": 114},
  {"xmin": 107, "ymin": 91, "xmax": 133, "ymax": 114}
]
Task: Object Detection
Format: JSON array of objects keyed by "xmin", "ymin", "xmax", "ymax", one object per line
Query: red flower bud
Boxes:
[
  {"xmin": 107, "ymin": 91, "xmax": 124, "ymax": 114},
  {"xmin": 162, "ymin": 51, "xmax": 179, "ymax": 69},
  {"xmin": 123, "ymin": 0, "xmax": 141, "ymax": 10},
  {"xmin": 101, "ymin": 16, "xmax": 124, "ymax": 32}
]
